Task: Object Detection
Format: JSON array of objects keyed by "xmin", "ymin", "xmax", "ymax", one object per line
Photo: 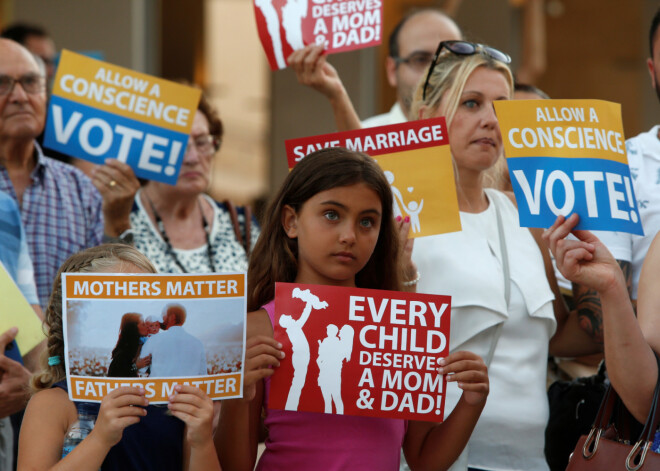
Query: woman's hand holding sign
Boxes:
[
  {"xmin": 542, "ymin": 213, "xmax": 622, "ymax": 293},
  {"xmin": 92, "ymin": 159, "xmax": 141, "ymax": 237},
  {"xmin": 288, "ymin": 44, "xmax": 361, "ymax": 132},
  {"xmin": 288, "ymin": 44, "xmax": 343, "ymax": 101}
]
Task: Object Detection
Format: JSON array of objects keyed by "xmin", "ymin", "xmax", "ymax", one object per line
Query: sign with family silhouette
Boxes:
[
  {"xmin": 286, "ymin": 117, "xmax": 461, "ymax": 237},
  {"xmin": 494, "ymin": 99, "xmax": 643, "ymax": 235},
  {"xmin": 44, "ymin": 50, "xmax": 202, "ymax": 184},
  {"xmin": 269, "ymin": 283, "xmax": 452, "ymax": 422},
  {"xmin": 254, "ymin": 0, "xmax": 383, "ymax": 70},
  {"xmin": 61, "ymin": 272, "xmax": 246, "ymax": 403}
]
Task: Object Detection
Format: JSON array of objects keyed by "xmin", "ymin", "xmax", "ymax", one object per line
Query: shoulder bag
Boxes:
[{"xmin": 565, "ymin": 354, "xmax": 660, "ymax": 470}]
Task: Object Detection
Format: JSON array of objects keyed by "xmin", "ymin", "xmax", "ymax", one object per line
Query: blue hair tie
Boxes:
[{"xmin": 48, "ymin": 356, "xmax": 61, "ymax": 366}]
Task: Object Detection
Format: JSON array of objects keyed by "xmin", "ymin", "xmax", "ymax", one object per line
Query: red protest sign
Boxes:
[
  {"xmin": 254, "ymin": 0, "xmax": 383, "ymax": 70},
  {"xmin": 285, "ymin": 117, "xmax": 449, "ymax": 164},
  {"xmin": 268, "ymin": 282, "xmax": 451, "ymax": 422}
]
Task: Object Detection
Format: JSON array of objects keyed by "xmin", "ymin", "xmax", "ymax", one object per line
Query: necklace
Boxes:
[{"xmin": 144, "ymin": 192, "xmax": 217, "ymax": 273}]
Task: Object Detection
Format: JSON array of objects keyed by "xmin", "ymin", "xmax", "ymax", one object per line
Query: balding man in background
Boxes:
[
  {"xmin": 1, "ymin": 23, "xmax": 57, "ymax": 85},
  {"xmin": 0, "ymin": 39, "xmax": 103, "ymax": 309},
  {"xmin": 363, "ymin": 9, "xmax": 461, "ymax": 127}
]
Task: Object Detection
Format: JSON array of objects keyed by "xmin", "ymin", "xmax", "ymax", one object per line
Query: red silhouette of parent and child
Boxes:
[{"xmin": 279, "ymin": 287, "xmax": 354, "ymax": 414}]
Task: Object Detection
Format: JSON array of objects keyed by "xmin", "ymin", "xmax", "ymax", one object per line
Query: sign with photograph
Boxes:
[
  {"xmin": 268, "ymin": 282, "xmax": 451, "ymax": 422},
  {"xmin": 285, "ymin": 117, "xmax": 460, "ymax": 237},
  {"xmin": 62, "ymin": 273, "xmax": 246, "ymax": 403},
  {"xmin": 494, "ymin": 99, "xmax": 643, "ymax": 234},
  {"xmin": 44, "ymin": 50, "xmax": 201, "ymax": 184},
  {"xmin": 255, "ymin": 0, "xmax": 383, "ymax": 70}
]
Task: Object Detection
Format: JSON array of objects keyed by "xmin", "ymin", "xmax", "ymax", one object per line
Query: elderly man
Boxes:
[
  {"xmin": 1, "ymin": 23, "xmax": 57, "ymax": 85},
  {"xmin": 0, "ymin": 39, "xmax": 103, "ymax": 309},
  {"xmin": 140, "ymin": 304, "xmax": 207, "ymax": 377},
  {"xmin": 288, "ymin": 9, "xmax": 462, "ymax": 130}
]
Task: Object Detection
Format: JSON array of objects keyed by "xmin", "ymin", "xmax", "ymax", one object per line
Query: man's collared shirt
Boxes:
[{"xmin": 0, "ymin": 142, "xmax": 103, "ymax": 307}]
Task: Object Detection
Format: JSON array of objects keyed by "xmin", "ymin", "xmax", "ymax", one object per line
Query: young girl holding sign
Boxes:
[
  {"xmin": 216, "ymin": 148, "xmax": 489, "ymax": 470},
  {"xmin": 17, "ymin": 244, "xmax": 220, "ymax": 471}
]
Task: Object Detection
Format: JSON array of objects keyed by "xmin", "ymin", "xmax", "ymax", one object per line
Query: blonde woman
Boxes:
[{"xmin": 408, "ymin": 41, "xmax": 599, "ymax": 471}]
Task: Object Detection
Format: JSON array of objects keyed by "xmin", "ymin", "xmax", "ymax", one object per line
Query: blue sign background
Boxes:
[
  {"xmin": 508, "ymin": 156, "xmax": 644, "ymax": 235},
  {"xmin": 44, "ymin": 95, "xmax": 188, "ymax": 185}
]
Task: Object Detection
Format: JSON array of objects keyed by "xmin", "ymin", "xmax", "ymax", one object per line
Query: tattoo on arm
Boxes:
[{"xmin": 573, "ymin": 260, "xmax": 633, "ymax": 344}]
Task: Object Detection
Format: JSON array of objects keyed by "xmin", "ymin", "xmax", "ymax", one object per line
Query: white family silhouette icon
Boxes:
[{"xmin": 279, "ymin": 287, "xmax": 354, "ymax": 413}]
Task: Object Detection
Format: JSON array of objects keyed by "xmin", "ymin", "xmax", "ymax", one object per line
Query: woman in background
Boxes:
[{"xmin": 93, "ymin": 88, "xmax": 258, "ymax": 274}]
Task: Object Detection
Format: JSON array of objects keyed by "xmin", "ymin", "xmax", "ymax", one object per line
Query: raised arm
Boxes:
[
  {"xmin": 529, "ymin": 225, "xmax": 602, "ymax": 357},
  {"xmin": 544, "ymin": 214, "xmax": 656, "ymax": 421},
  {"xmin": 571, "ymin": 258, "xmax": 632, "ymax": 344},
  {"xmin": 623, "ymin": 232, "xmax": 660, "ymax": 420},
  {"xmin": 288, "ymin": 44, "xmax": 362, "ymax": 132}
]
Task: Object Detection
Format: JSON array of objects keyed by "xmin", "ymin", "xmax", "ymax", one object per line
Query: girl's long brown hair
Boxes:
[{"xmin": 247, "ymin": 148, "xmax": 401, "ymax": 312}]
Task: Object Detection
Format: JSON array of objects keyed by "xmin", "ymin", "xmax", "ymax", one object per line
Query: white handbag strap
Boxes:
[{"xmin": 484, "ymin": 199, "xmax": 510, "ymax": 367}]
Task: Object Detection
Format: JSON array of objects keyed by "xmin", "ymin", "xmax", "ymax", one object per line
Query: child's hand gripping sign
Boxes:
[
  {"xmin": 44, "ymin": 50, "xmax": 201, "ymax": 185},
  {"xmin": 269, "ymin": 282, "xmax": 451, "ymax": 422},
  {"xmin": 494, "ymin": 99, "xmax": 643, "ymax": 235},
  {"xmin": 254, "ymin": 0, "xmax": 383, "ymax": 70},
  {"xmin": 286, "ymin": 117, "xmax": 461, "ymax": 238},
  {"xmin": 62, "ymin": 272, "xmax": 246, "ymax": 404}
]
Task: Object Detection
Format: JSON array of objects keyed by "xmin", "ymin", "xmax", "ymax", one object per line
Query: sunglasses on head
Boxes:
[{"xmin": 422, "ymin": 40, "xmax": 512, "ymax": 100}]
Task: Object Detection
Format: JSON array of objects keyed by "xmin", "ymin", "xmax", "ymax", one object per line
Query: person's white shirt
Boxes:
[
  {"xmin": 361, "ymin": 103, "xmax": 408, "ymax": 128},
  {"xmin": 141, "ymin": 325, "xmax": 207, "ymax": 377},
  {"xmin": 597, "ymin": 125, "xmax": 660, "ymax": 299}
]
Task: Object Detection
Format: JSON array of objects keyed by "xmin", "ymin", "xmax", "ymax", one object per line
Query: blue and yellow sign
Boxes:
[
  {"xmin": 44, "ymin": 50, "xmax": 201, "ymax": 184},
  {"xmin": 494, "ymin": 99, "xmax": 643, "ymax": 235}
]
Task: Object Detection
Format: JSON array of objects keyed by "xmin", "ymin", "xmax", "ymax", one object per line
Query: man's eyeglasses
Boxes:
[
  {"xmin": 0, "ymin": 74, "xmax": 46, "ymax": 96},
  {"xmin": 393, "ymin": 51, "xmax": 434, "ymax": 73},
  {"xmin": 187, "ymin": 134, "xmax": 220, "ymax": 156},
  {"xmin": 422, "ymin": 40, "xmax": 512, "ymax": 100}
]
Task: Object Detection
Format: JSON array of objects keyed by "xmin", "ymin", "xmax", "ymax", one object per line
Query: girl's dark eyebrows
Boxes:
[
  {"xmin": 360, "ymin": 209, "xmax": 381, "ymax": 216},
  {"xmin": 319, "ymin": 200, "xmax": 346, "ymax": 208},
  {"xmin": 319, "ymin": 201, "xmax": 381, "ymax": 215}
]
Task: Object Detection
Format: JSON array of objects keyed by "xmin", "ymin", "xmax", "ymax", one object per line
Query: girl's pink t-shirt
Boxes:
[{"xmin": 257, "ymin": 301, "xmax": 407, "ymax": 471}]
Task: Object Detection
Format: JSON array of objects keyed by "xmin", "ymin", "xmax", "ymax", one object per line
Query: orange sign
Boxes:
[{"xmin": 62, "ymin": 273, "xmax": 246, "ymax": 403}]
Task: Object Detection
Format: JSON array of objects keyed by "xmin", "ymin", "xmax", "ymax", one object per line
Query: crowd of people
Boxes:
[{"xmin": 1, "ymin": 3, "xmax": 660, "ymax": 471}]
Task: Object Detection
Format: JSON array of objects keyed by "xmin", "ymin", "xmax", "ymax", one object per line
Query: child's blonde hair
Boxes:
[{"xmin": 31, "ymin": 244, "xmax": 156, "ymax": 392}]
